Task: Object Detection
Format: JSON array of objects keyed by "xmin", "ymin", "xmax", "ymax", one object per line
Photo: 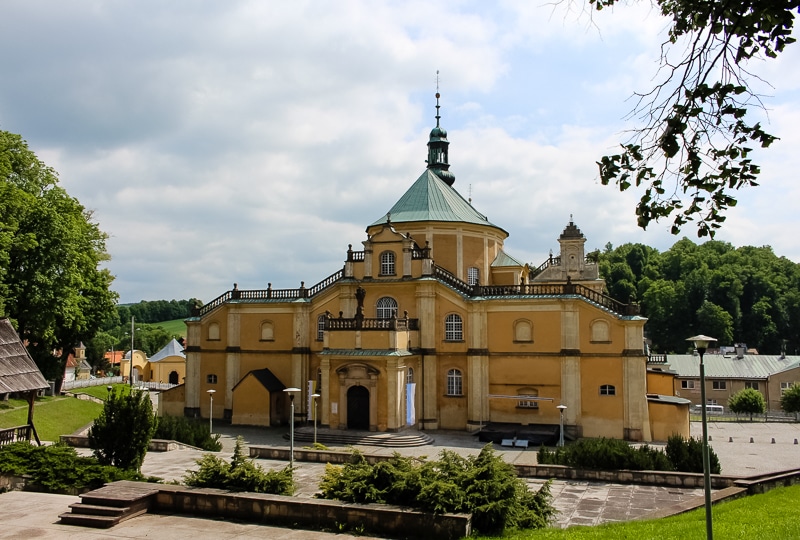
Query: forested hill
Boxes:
[
  {"xmin": 598, "ymin": 239, "xmax": 800, "ymax": 355},
  {"xmin": 117, "ymin": 299, "xmax": 201, "ymax": 325}
]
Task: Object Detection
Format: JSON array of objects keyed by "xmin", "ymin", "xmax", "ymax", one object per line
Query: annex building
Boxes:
[{"xmin": 174, "ymin": 96, "xmax": 689, "ymax": 442}]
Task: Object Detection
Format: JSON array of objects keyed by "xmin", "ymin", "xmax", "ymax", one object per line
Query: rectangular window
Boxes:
[
  {"xmin": 744, "ymin": 381, "xmax": 759, "ymax": 390},
  {"xmin": 681, "ymin": 380, "xmax": 696, "ymax": 389},
  {"xmin": 781, "ymin": 382, "xmax": 794, "ymax": 395},
  {"xmin": 712, "ymin": 380, "xmax": 727, "ymax": 390},
  {"xmin": 467, "ymin": 267, "xmax": 480, "ymax": 286},
  {"xmin": 518, "ymin": 399, "xmax": 538, "ymax": 409}
]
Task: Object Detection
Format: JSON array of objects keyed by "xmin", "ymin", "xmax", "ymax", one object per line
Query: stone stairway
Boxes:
[
  {"xmin": 59, "ymin": 482, "xmax": 158, "ymax": 528},
  {"xmin": 288, "ymin": 426, "xmax": 434, "ymax": 447}
]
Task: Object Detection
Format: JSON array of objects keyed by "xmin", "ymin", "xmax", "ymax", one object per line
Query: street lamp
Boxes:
[
  {"xmin": 207, "ymin": 389, "xmax": 216, "ymax": 434},
  {"xmin": 107, "ymin": 385, "xmax": 112, "ymax": 399},
  {"xmin": 283, "ymin": 387, "xmax": 301, "ymax": 469},
  {"xmin": 688, "ymin": 334, "xmax": 717, "ymax": 540},
  {"xmin": 556, "ymin": 404, "xmax": 567, "ymax": 447},
  {"xmin": 311, "ymin": 393, "xmax": 320, "ymax": 446}
]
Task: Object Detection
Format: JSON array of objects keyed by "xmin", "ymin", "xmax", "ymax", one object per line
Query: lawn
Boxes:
[
  {"xmin": 479, "ymin": 484, "xmax": 800, "ymax": 539},
  {"xmin": 155, "ymin": 318, "xmax": 186, "ymax": 337},
  {"xmin": 0, "ymin": 395, "xmax": 102, "ymax": 442},
  {"xmin": 74, "ymin": 383, "xmax": 133, "ymax": 401}
]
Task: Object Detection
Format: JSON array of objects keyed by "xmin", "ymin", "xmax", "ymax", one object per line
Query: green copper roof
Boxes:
[
  {"xmin": 491, "ymin": 249, "xmax": 525, "ymax": 267},
  {"xmin": 369, "ymin": 170, "xmax": 506, "ymax": 233}
]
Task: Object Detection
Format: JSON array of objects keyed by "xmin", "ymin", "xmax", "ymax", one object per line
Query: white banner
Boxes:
[
  {"xmin": 307, "ymin": 380, "xmax": 315, "ymax": 420},
  {"xmin": 406, "ymin": 383, "xmax": 416, "ymax": 425}
]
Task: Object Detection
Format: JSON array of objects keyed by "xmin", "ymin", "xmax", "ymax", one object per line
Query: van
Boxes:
[{"xmin": 692, "ymin": 404, "xmax": 724, "ymax": 414}]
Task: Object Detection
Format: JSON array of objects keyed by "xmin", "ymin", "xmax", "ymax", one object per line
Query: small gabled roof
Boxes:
[
  {"xmin": 491, "ymin": 249, "xmax": 526, "ymax": 268},
  {"xmin": 369, "ymin": 170, "xmax": 506, "ymax": 234},
  {"xmin": 0, "ymin": 318, "xmax": 49, "ymax": 393},
  {"xmin": 149, "ymin": 339, "xmax": 185, "ymax": 363},
  {"xmin": 233, "ymin": 368, "xmax": 286, "ymax": 393}
]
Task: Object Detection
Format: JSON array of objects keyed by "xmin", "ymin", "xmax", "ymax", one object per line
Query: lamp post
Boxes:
[
  {"xmin": 311, "ymin": 393, "xmax": 320, "ymax": 446},
  {"xmin": 283, "ymin": 387, "xmax": 301, "ymax": 469},
  {"xmin": 556, "ymin": 404, "xmax": 567, "ymax": 447},
  {"xmin": 129, "ymin": 316, "xmax": 136, "ymax": 387},
  {"xmin": 207, "ymin": 389, "xmax": 216, "ymax": 434},
  {"xmin": 107, "ymin": 385, "xmax": 112, "ymax": 399},
  {"xmin": 688, "ymin": 334, "xmax": 716, "ymax": 540}
]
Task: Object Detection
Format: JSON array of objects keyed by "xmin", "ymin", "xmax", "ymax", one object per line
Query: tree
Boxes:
[
  {"xmin": 728, "ymin": 388, "xmax": 766, "ymax": 420},
  {"xmin": 593, "ymin": 0, "xmax": 796, "ymax": 237},
  {"xmin": 0, "ymin": 130, "xmax": 117, "ymax": 382},
  {"xmin": 695, "ymin": 301, "xmax": 734, "ymax": 346},
  {"xmin": 88, "ymin": 388, "xmax": 157, "ymax": 472},
  {"xmin": 780, "ymin": 384, "xmax": 800, "ymax": 419}
]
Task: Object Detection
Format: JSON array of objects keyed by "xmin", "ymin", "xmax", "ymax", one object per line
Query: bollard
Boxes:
[
  {"xmin": 708, "ymin": 436, "xmax": 712, "ymax": 441},
  {"xmin": 795, "ymin": 439, "xmax": 798, "ymax": 445},
  {"xmin": 750, "ymin": 437, "xmax": 754, "ymax": 443},
  {"xmin": 729, "ymin": 436, "xmax": 734, "ymax": 442},
  {"xmin": 771, "ymin": 438, "xmax": 776, "ymax": 444}
]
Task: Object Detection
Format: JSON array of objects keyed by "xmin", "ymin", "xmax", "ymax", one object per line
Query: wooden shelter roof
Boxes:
[{"xmin": 0, "ymin": 318, "xmax": 49, "ymax": 393}]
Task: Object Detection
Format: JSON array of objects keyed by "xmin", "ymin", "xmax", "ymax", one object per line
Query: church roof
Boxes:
[
  {"xmin": 491, "ymin": 249, "xmax": 526, "ymax": 267},
  {"xmin": 149, "ymin": 339, "xmax": 185, "ymax": 363},
  {"xmin": 369, "ymin": 169, "xmax": 506, "ymax": 233},
  {"xmin": 235, "ymin": 368, "xmax": 286, "ymax": 393}
]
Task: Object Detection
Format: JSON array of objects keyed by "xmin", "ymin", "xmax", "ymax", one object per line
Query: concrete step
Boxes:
[
  {"xmin": 67, "ymin": 502, "xmax": 128, "ymax": 516},
  {"xmin": 59, "ymin": 512, "xmax": 121, "ymax": 529},
  {"xmin": 289, "ymin": 427, "xmax": 434, "ymax": 448}
]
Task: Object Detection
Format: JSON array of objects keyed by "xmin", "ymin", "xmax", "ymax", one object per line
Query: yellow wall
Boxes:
[
  {"xmin": 158, "ymin": 384, "xmax": 185, "ymax": 417},
  {"xmin": 648, "ymin": 400, "xmax": 690, "ymax": 441},
  {"xmin": 231, "ymin": 376, "xmax": 272, "ymax": 426},
  {"xmin": 580, "ymin": 357, "xmax": 624, "ymax": 439},
  {"xmin": 647, "ymin": 370, "xmax": 676, "ymax": 396}
]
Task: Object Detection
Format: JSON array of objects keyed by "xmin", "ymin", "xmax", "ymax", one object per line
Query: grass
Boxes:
[
  {"xmin": 478, "ymin": 484, "xmax": 800, "ymax": 539},
  {"xmin": 154, "ymin": 318, "xmax": 186, "ymax": 337},
  {"xmin": 0, "ymin": 395, "xmax": 102, "ymax": 442},
  {"xmin": 74, "ymin": 383, "xmax": 134, "ymax": 401}
]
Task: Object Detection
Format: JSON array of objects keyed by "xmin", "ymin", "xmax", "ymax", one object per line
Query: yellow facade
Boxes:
[{"xmin": 182, "ymin": 110, "xmax": 688, "ymax": 442}]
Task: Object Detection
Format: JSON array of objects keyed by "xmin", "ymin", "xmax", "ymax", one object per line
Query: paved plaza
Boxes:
[{"xmin": 1, "ymin": 421, "xmax": 798, "ymax": 538}]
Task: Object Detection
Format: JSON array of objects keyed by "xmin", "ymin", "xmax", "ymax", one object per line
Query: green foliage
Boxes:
[
  {"xmin": 0, "ymin": 130, "xmax": 117, "ymax": 380},
  {"xmin": 665, "ymin": 434, "xmax": 721, "ymax": 474},
  {"xmin": 0, "ymin": 442, "xmax": 140, "ymax": 492},
  {"xmin": 318, "ymin": 445, "xmax": 555, "ymax": 534},
  {"xmin": 590, "ymin": 0, "xmax": 793, "ymax": 237},
  {"xmin": 88, "ymin": 388, "xmax": 156, "ymax": 471},
  {"xmin": 728, "ymin": 388, "xmax": 766, "ymax": 420},
  {"xmin": 780, "ymin": 384, "xmax": 800, "ymax": 414},
  {"xmin": 154, "ymin": 415, "xmax": 222, "ymax": 451},
  {"xmin": 599, "ymin": 240, "xmax": 800, "ymax": 354},
  {"xmin": 536, "ymin": 438, "xmax": 672, "ymax": 471},
  {"xmin": 183, "ymin": 436, "xmax": 293, "ymax": 495}
]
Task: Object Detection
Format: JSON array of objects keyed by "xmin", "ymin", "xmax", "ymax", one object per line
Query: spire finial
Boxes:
[
  {"xmin": 435, "ymin": 70, "xmax": 441, "ymax": 128},
  {"xmin": 570, "ymin": 213, "xmax": 573, "ymax": 223}
]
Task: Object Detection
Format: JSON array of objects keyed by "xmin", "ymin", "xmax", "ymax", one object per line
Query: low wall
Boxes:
[
  {"xmin": 59, "ymin": 435, "xmax": 193, "ymax": 452},
  {"xmin": 150, "ymin": 483, "xmax": 470, "ymax": 539}
]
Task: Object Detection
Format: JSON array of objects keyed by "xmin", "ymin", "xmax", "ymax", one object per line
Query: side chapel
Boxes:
[{"xmin": 177, "ymin": 94, "xmax": 688, "ymax": 441}]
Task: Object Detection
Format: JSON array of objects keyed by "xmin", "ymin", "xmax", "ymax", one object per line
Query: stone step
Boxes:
[
  {"xmin": 67, "ymin": 502, "xmax": 128, "ymax": 517},
  {"xmin": 289, "ymin": 427, "xmax": 434, "ymax": 448},
  {"xmin": 59, "ymin": 512, "xmax": 121, "ymax": 529}
]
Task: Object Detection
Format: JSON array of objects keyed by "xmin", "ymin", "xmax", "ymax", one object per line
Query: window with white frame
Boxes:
[
  {"xmin": 712, "ymin": 380, "xmax": 727, "ymax": 390},
  {"xmin": 317, "ymin": 315, "xmax": 326, "ymax": 341},
  {"xmin": 681, "ymin": 380, "xmax": 696, "ymax": 389},
  {"xmin": 744, "ymin": 381, "xmax": 759, "ymax": 390},
  {"xmin": 781, "ymin": 382, "xmax": 794, "ymax": 395},
  {"xmin": 445, "ymin": 313, "xmax": 463, "ymax": 341},
  {"xmin": 376, "ymin": 297, "xmax": 398, "ymax": 319},
  {"xmin": 407, "ymin": 367, "xmax": 414, "ymax": 384},
  {"xmin": 379, "ymin": 251, "xmax": 396, "ymax": 275},
  {"xmin": 467, "ymin": 267, "xmax": 480, "ymax": 286},
  {"xmin": 600, "ymin": 384, "xmax": 616, "ymax": 396},
  {"xmin": 446, "ymin": 369, "xmax": 463, "ymax": 396}
]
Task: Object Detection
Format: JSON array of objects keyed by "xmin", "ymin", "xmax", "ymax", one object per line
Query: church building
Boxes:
[{"xmin": 177, "ymin": 94, "xmax": 689, "ymax": 442}]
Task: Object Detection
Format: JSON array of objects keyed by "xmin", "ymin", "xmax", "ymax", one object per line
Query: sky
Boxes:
[{"xmin": 1, "ymin": 1, "xmax": 798, "ymax": 304}]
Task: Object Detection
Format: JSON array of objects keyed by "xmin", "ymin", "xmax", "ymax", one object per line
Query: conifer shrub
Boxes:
[
  {"xmin": 0, "ymin": 442, "xmax": 140, "ymax": 493},
  {"xmin": 183, "ymin": 436, "xmax": 294, "ymax": 495},
  {"xmin": 154, "ymin": 415, "xmax": 222, "ymax": 451},
  {"xmin": 88, "ymin": 387, "xmax": 157, "ymax": 472},
  {"xmin": 665, "ymin": 434, "xmax": 721, "ymax": 474},
  {"xmin": 317, "ymin": 444, "xmax": 555, "ymax": 534}
]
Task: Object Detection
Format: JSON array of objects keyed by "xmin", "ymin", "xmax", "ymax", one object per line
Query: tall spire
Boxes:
[{"xmin": 426, "ymin": 71, "xmax": 455, "ymax": 186}]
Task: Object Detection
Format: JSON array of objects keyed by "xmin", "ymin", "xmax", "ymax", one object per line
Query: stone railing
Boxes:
[{"xmin": 0, "ymin": 425, "xmax": 31, "ymax": 447}]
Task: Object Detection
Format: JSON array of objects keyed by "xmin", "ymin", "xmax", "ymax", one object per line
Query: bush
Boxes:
[
  {"xmin": 318, "ymin": 444, "xmax": 555, "ymax": 534},
  {"xmin": 88, "ymin": 387, "xmax": 157, "ymax": 471},
  {"xmin": 154, "ymin": 415, "xmax": 222, "ymax": 451},
  {"xmin": 537, "ymin": 438, "xmax": 672, "ymax": 471},
  {"xmin": 728, "ymin": 388, "xmax": 766, "ymax": 420},
  {"xmin": 183, "ymin": 437, "xmax": 293, "ymax": 495},
  {"xmin": 0, "ymin": 442, "xmax": 140, "ymax": 492},
  {"xmin": 666, "ymin": 434, "xmax": 721, "ymax": 474},
  {"xmin": 780, "ymin": 384, "xmax": 800, "ymax": 417}
]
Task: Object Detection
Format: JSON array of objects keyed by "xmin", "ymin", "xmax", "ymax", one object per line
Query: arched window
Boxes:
[
  {"xmin": 591, "ymin": 320, "xmax": 610, "ymax": 342},
  {"xmin": 260, "ymin": 321, "xmax": 274, "ymax": 341},
  {"xmin": 376, "ymin": 297, "xmax": 398, "ymax": 319},
  {"xmin": 380, "ymin": 251, "xmax": 396, "ymax": 276},
  {"xmin": 407, "ymin": 367, "xmax": 414, "ymax": 384},
  {"xmin": 514, "ymin": 319, "xmax": 532, "ymax": 342},
  {"xmin": 208, "ymin": 322, "xmax": 220, "ymax": 341},
  {"xmin": 446, "ymin": 369, "xmax": 463, "ymax": 396},
  {"xmin": 600, "ymin": 384, "xmax": 616, "ymax": 396},
  {"xmin": 207, "ymin": 374, "xmax": 218, "ymax": 384},
  {"xmin": 467, "ymin": 267, "xmax": 480, "ymax": 286},
  {"xmin": 317, "ymin": 315, "xmax": 326, "ymax": 341},
  {"xmin": 445, "ymin": 313, "xmax": 463, "ymax": 341}
]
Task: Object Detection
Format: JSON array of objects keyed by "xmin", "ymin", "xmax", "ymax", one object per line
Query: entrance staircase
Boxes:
[
  {"xmin": 59, "ymin": 482, "xmax": 158, "ymax": 528},
  {"xmin": 288, "ymin": 426, "xmax": 434, "ymax": 447}
]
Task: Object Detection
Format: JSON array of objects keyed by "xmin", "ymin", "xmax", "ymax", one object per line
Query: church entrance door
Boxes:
[{"xmin": 347, "ymin": 385, "xmax": 370, "ymax": 430}]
